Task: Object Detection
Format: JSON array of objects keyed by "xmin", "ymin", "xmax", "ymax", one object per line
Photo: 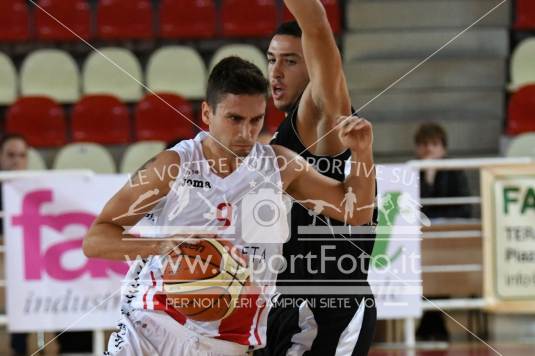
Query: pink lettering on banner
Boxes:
[{"xmin": 11, "ymin": 190, "xmax": 128, "ymax": 281}]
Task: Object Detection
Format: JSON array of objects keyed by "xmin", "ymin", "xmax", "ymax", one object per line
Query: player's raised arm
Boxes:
[
  {"xmin": 276, "ymin": 116, "xmax": 375, "ymax": 226},
  {"xmin": 83, "ymin": 151, "xmax": 181, "ymax": 260},
  {"xmin": 284, "ymin": 0, "xmax": 351, "ymax": 122}
]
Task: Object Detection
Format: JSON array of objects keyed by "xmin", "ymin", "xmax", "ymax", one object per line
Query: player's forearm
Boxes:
[
  {"xmin": 285, "ymin": 0, "xmax": 349, "ymax": 124},
  {"xmin": 344, "ymin": 149, "xmax": 375, "ymax": 225},
  {"xmin": 284, "ymin": 0, "xmax": 328, "ymax": 34},
  {"xmin": 83, "ymin": 222, "xmax": 161, "ymax": 261}
]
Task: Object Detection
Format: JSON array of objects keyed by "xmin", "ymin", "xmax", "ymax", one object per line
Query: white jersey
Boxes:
[{"xmin": 120, "ymin": 132, "xmax": 289, "ymax": 347}]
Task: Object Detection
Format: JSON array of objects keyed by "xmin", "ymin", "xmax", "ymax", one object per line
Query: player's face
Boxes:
[
  {"xmin": 202, "ymin": 94, "xmax": 266, "ymax": 157},
  {"xmin": 416, "ymin": 139, "xmax": 446, "ymax": 160},
  {"xmin": 0, "ymin": 138, "xmax": 28, "ymax": 171},
  {"xmin": 267, "ymin": 35, "xmax": 310, "ymax": 112}
]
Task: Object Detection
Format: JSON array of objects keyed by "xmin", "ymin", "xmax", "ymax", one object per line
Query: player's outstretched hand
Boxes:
[{"xmin": 337, "ymin": 115, "xmax": 373, "ymax": 154}]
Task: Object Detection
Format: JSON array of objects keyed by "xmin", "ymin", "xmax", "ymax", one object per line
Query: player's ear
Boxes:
[{"xmin": 201, "ymin": 101, "xmax": 212, "ymax": 126}]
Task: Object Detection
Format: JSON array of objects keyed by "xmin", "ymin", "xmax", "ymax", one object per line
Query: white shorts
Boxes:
[{"xmin": 105, "ymin": 310, "xmax": 250, "ymax": 356}]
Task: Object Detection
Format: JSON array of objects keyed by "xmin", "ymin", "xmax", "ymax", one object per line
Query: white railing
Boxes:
[
  {"xmin": 406, "ymin": 157, "xmax": 532, "ymax": 170},
  {"xmin": 399, "ymin": 156, "xmax": 533, "ymax": 347}
]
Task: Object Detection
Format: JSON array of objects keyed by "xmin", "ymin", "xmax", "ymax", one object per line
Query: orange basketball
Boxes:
[{"xmin": 161, "ymin": 239, "xmax": 250, "ymax": 322}]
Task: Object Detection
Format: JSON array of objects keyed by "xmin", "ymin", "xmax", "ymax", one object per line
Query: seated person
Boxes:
[
  {"xmin": 414, "ymin": 122, "xmax": 471, "ymax": 219},
  {"xmin": 413, "ymin": 123, "xmax": 472, "ymax": 342}
]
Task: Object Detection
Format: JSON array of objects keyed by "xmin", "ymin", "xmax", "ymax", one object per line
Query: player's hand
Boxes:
[
  {"xmin": 158, "ymin": 234, "xmax": 216, "ymax": 256},
  {"xmin": 337, "ymin": 115, "xmax": 373, "ymax": 154}
]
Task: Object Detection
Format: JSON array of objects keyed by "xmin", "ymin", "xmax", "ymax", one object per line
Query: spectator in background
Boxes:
[
  {"xmin": 415, "ymin": 122, "xmax": 471, "ymax": 219},
  {"xmin": 413, "ymin": 123, "xmax": 471, "ymax": 342},
  {"xmin": 0, "ymin": 134, "xmax": 29, "ymax": 356},
  {"xmin": 0, "ymin": 134, "xmax": 28, "ymax": 172}
]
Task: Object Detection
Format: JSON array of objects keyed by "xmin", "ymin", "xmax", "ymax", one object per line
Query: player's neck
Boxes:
[{"xmin": 201, "ymin": 138, "xmax": 241, "ymax": 178}]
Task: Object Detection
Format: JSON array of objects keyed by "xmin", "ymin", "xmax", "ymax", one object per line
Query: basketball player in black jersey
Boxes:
[{"xmin": 255, "ymin": 1, "xmax": 378, "ymax": 355}]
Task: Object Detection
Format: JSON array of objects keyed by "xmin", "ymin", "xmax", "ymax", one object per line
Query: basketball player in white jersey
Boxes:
[{"xmin": 84, "ymin": 57, "xmax": 375, "ymax": 356}]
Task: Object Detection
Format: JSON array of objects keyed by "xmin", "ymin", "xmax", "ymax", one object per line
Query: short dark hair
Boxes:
[
  {"xmin": 273, "ymin": 21, "xmax": 302, "ymax": 38},
  {"xmin": 206, "ymin": 56, "xmax": 268, "ymax": 112},
  {"xmin": 414, "ymin": 123, "xmax": 447, "ymax": 147},
  {"xmin": 0, "ymin": 133, "xmax": 28, "ymax": 152}
]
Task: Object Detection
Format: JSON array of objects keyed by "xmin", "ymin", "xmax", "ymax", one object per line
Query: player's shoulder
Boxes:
[
  {"xmin": 270, "ymin": 144, "xmax": 295, "ymax": 158},
  {"xmin": 156, "ymin": 149, "xmax": 181, "ymax": 165},
  {"xmin": 165, "ymin": 136, "xmax": 201, "ymax": 164},
  {"xmin": 167, "ymin": 136, "xmax": 196, "ymax": 154},
  {"xmin": 271, "ymin": 144, "xmax": 307, "ymax": 169},
  {"xmin": 296, "ymin": 85, "xmax": 321, "ymax": 122}
]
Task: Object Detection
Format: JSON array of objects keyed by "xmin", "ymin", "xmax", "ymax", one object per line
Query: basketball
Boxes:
[{"xmin": 161, "ymin": 238, "xmax": 250, "ymax": 322}]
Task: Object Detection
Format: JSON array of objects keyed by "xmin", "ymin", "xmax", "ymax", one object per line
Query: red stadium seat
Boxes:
[
  {"xmin": 35, "ymin": 0, "xmax": 92, "ymax": 41},
  {"xmin": 159, "ymin": 0, "xmax": 216, "ymax": 39},
  {"xmin": 515, "ymin": 0, "xmax": 535, "ymax": 30},
  {"xmin": 135, "ymin": 94, "xmax": 196, "ymax": 142},
  {"xmin": 283, "ymin": 0, "xmax": 342, "ymax": 34},
  {"xmin": 221, "ymin": 0, "xmax": 277, "ymax": 38},
  {"xmin": 97, "ymin": 0, "xmax": 153, "ymax": 40},
  {"xmin": 0, "ymin": 1, "xmax": 30, "ymax": 42},
  {"xmin": 6, "ymin": 97, "xmax": 66, "ymax": 147},
  {"xmin": 72, "ymin": 95, "xmax": 131, "ymax": 144},
  {"xmin": 264, "ymin": 99, "xmax": 285, "ymax": 133},
  {"xmin": 507, "ymin": 85, "xmax": 535, "ymax": 135}
]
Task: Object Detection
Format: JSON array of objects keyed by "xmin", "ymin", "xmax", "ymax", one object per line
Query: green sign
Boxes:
[
  {"xmin": 372, "ymin": 191, "xmax": 403, "ymax": 269},
  {"xmin": 494, "ymin": 179, "xmax": 535, "ymax": 299}
]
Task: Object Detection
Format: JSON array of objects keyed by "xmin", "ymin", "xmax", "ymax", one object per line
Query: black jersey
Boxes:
[{"xmin": 271, "ymin": 100, "xmax": 377, "ymax": 300}]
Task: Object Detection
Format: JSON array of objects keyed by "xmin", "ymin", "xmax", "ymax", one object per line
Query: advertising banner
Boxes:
[{"xmin": 3, "ymin": 175, "xmax": 128, "ymax": 331}]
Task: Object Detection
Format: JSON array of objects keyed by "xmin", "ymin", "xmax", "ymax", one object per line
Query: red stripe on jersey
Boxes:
[
  {"xmin": 150, "ymin": 271, "xmax": 157, "ymax": 286},
  {"xmin": 153, "ymin": 293, "xmax": 187, "ymax": 325},
  {"xmin": 142, "ymin": 271, "xmax": 158, "ymax": 309},
  {"xmin": 147, "ymin": 271, "xmax": 187, "ymax": 325},
  {"xmin": 254, "ymin": 299, "xmax": 267, "ymax": 344},
  {"xmin": 217, "ymin": 291, "xmax": 260, "ymax": 345}
]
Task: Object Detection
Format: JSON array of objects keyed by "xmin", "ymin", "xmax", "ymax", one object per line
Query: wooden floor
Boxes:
[{"xmin": 369, "ymin": 343, "xmax": 535, "ymax": 356}]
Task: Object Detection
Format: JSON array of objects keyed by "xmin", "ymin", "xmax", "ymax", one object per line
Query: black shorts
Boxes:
[{"xmin": 254, "ymin": 295, "xmax": 376, "ymax": 356}]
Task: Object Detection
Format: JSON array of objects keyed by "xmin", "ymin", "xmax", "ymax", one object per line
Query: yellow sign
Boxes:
[{"xmin": 481, "ymin": 165, "xmax": 535, "ymax": 313}]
